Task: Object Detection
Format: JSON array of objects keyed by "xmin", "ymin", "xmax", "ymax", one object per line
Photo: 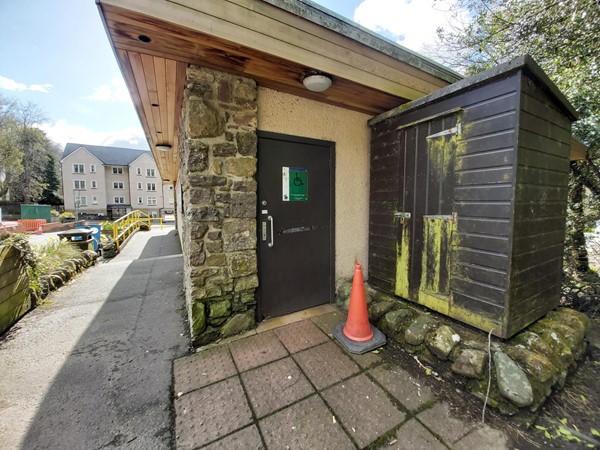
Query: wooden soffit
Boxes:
[{"xmin": 97, "ymin": 0, "xmax": 460, "ymax": 182}]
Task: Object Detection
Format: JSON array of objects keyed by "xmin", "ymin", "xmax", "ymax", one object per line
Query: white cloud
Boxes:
[
  {"xmin": 85, "ymin": 76, "xmax": 131, "ymax": 103},
  {"xmin": 0, "ymin": 75, "xmax": 53, "ymax": 93},
  {"xmin": 40, "ymin": 119, "xmax": 147, "ymax": 149},
  {"xmin": 353, "ymin": 0, "xmax": 467, "ymax": 53}
]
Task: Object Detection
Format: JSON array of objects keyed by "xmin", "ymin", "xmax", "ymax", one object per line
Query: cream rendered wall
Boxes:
[
  {"xmin": 104, "ymin": 166, "xmax": 131, "ymax": 206},
  {"xmin": 128, "ymin": 153, "xmax": 164, "ymax": 211},
  {"xmin": 257, "ymin": 87, "xmax": 372, "ymax": 284},
  {"xmin": 61, "ymin": 148, "xmax": 106, "ymax": 212}
]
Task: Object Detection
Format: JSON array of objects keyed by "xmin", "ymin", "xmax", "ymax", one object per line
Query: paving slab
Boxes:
[
  {"xmin": 293, "ymin": 341, "xmax": 360, "ymax": 390},
  {"xmin": 454, "ymin": 424, "xmax": 509, "ymax": 450},
  {"xmin": 241, "ymin": 357, "xmax": 315, "ymax": 418},
  {"xmin": 175, "ymin": 377, "xmax": 253, "ymax": 449},
  {"xmin": 369, "ymin": 363, "xmax": 435, "ymax": 412},
  {"xmin": 347, "ymin": 348, "xmax": 383, "ymax": 369},
  {"xmin": 322, "ymin": 373, "xmax": 406, "ymax": 449},
  {"xmin": 259, "ymin": 394, "xmax": 355, "ymax": 450},
  {"xmin": 174, "ymin": 346, "xmax": 237, "ymax": 394},
  {"xmin": 311, "ymin": 310, "xmax": 345, "ymax": 335},
  {"xmin": 202, "ymin": 425, "xmax": 264, "ymax": 450},
  {"xmin": 229, "ymin": 330, "xmax": 289, "ymax": 372},
  {"xmin": 387, "ymin": 418, "xmax": 446, "ymax": 450},
  {"xmin": 417, "ymin": 402, "xmax": 476, "ymax": 445},
  {"xmin": 274, "ymin": 319, "xmax": 330, "ymax": 353}
]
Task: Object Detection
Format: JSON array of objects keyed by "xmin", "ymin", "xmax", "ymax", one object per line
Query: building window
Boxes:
[
  {"xmin": 137, "ymin": 168, "xmax": 142, "ymax": 176},
  {"xmin": 137, "ymin": 196, "xmax": 143, "ymax": 204},
  {"xmin": 147, "ymin": 182, "xmax": 156, "ymax": 191},
  {"xmin": 147, "ymin": 196, "xmax": 157, "ymax": 206},
  {"xmin": 90, "ymin": 164, "xmax": 96, "ymax": 173},
  {"xmin": 112, "ymin": 167, "xmax": 123, "ymax": 174},
  {"xmin": 137, "ymin": 182, "xmax": 142, "ymax": 190},
  {"xmin": 92, "ymin": 196, "xmax": 98, "ymax": 205},
  {"xmin": 72, "ymin": 163, "xmax": 84, "ymax": 174},
  {"xmin": 73, "ymin": 180, "xmax": 86, "ymax": 190},
  {"xmin": 146, "ymin": 168, "xmax": 156, "ymax": 177},
  {"xmin": 91, "ymin": 180, "xmax": 97, "ymax": 189},
  {"xmin": 114, "ymin": 196, "xmax": 125, "ymax": 204},
  {"xmin": 79, "ymin": 196, "xmax": 88, "ymax": 206},
  {"xmin": 113, "ymin": 181, "xmax": 124, "ymax": 189}
]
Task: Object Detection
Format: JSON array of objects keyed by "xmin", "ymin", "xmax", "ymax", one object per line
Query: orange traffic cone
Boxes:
[
  {"xmin": 36, "ymin": 224, "xmax": 43, "ymax": 235},
  {"xmin": 343, "ymin": 264, "xmax": 373, "ymax": 341},
  {"xmin": 333, "ymin": 262, "xmax": 386, "ymax": 355}
]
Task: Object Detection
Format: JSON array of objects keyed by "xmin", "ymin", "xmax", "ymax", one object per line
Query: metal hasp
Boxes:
[{"xmin": 367, "ymin": 55, "xmax": 578, "ymax": 339}]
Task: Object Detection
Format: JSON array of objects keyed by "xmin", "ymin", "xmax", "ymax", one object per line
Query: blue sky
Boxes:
[{"xmin": 0, "ymin": 0, "xmax": 461, "ymax": 151}]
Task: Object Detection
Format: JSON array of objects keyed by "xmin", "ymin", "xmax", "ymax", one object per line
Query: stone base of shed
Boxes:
[{"xmin": 336, "ymin": 281, "xmax": 592, "ymax": 415}]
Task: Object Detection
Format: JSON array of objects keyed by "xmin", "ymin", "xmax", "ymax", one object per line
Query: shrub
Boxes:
[
  {"xmin": 50, "ymin": 209, "xmax": 60, "ymax": 217},
  {"xmin": 58, "ymin": 211, "xmax": 76, "ymax": 223},
  {"xmin": 100, "ymin": 221, "xmax": 115, "ymax": 233},
  {"xmin": 32, "ymin": 239, "xmax": 81, "ymax": 277}
]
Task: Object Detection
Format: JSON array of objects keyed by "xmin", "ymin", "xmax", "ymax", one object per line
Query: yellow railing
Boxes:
[{"xmin": 112, "ymin": 210, "xmax": 163, "ymax": 252}]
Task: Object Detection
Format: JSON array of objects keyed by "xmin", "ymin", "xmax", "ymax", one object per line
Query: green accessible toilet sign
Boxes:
[{"xmin": 282, "ymin": 167, "xmax": 308, "ymax": 202}]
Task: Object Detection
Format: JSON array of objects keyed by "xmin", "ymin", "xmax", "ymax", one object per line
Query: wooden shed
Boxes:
[{"xmin": 368, "ymin": 55, "xmax": 578, "ymax": 339}]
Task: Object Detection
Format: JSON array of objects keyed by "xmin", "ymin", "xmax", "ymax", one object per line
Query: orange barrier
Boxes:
[{"xmin": 17, "ymin": 219, "xmax": 47, "ymax": 232}]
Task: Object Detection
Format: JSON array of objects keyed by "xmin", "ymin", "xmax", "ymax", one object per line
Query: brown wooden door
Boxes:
[
  {"xmin": 257, "ymin": 132, "xmax": 334, "ymax": 319},
  {"xmin": 395, "ymin": 113, "xmax": 459, "ymax": 311}
]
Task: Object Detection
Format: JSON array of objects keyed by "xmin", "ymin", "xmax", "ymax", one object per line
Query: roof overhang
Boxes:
[{"xmin": 97, "ymin": 0, "xmax": 461, "ymax": 182}]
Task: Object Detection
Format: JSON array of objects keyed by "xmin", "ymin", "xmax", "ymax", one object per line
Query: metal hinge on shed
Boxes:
[
  {"xmin": 394, "ymin": 211, "xmax": 411, "ymax": 224},
  {"xmin": 426, "ymin": 122, "xmax": 462, "ymax": 139}
]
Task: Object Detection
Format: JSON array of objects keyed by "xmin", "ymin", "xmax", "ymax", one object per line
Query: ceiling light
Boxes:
[
  {"xmin": 302, "ymin": 73, "xmax": 332, "ymax": 92},
  {"xmin": 156, "ymin": 144, "xmax": 172, "ymax": 152}
]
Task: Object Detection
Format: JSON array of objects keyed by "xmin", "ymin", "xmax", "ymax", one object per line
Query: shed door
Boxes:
[
  {"xmin": 257, "ymin": 132, "xmax": 334, "ymax": 319},
  {"xmin": 395, "ymin": 114, "xmax": 459, "ymax": 310}
]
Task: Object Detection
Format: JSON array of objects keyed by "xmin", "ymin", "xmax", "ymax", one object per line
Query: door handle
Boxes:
[{"xmin": 267, "ymin": 215, "xmax": 274, "ymax": 248}]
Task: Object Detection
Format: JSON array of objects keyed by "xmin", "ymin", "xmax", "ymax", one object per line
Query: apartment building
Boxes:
[{"xmin": 61, "ymin": 143, "xmax": 174, "ymax": 219}]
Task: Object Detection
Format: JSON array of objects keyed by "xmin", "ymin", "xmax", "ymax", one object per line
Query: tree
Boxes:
[
  {"xmin": 0, "ymin": 96, "xmax": 62, "ymax": 204},
  {"xmin": 0, "ymin": 95, "xmax": 24, "ymax": 200},
  {"xmin": 431, "ymin": 0, "xmax": 600, "ymax": 273},
  {"xmin": 39, "ymin": 148, "xmax": 63, "ymax": 206}
]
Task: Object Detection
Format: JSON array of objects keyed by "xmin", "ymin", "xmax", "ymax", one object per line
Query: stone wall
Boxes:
[
  {"xmin": 337, "ymin": 280, "xmax": 592, "ymax": 415},
  {"xmin": 179, "ymin": 66, "xmax": 259, "ymax": 346}
]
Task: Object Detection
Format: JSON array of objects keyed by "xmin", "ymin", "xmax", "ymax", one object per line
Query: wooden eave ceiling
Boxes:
[{"xmin": 98, "ymin": 0, "xmax": 453, "ymax": 182}]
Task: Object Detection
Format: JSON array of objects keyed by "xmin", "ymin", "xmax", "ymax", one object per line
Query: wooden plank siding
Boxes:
[
  {"xmin": 369, "ymin": 74, "xmax": 520, "ymax": 335},
  {"xmin": 369, "ymin": 58, "xmax": 575, "ymax": 338},
  {"xmin": 506, "ymin": 72, "xmax": 571, "ymax": 336},
  {"xmin": 0, "ymin": 245, "xmax": 31, "ymax": 335}
]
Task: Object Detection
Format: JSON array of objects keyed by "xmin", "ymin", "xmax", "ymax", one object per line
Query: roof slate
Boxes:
[{"xmin": 62, "ymin": 143, "xmax": 153, "ymax": 166}]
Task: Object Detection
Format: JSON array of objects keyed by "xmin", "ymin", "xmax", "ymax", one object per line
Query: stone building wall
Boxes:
[{"xmin": 179, "ymin": 66, "xmax": 259, "ymax": 346}]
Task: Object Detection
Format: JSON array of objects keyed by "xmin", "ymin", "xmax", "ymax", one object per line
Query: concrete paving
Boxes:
[
  {"xmin": 174, "ymin": 313, "xmax": 510, "ymax": 449},
  {"xmin": 0, "ymin": 226, "xmax": 188, "ymax": 449}
]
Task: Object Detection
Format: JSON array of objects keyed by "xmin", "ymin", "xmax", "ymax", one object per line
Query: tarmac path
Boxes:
[{"xmin": 0, "ymin": 227, "xmax": 188, "ymax": 449}]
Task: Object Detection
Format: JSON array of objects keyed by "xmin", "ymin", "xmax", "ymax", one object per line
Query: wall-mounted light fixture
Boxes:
[
  {"xmin": 302, "ymin": 72, "xmax": 332, "ymax": 92},
  {"xmin": 156, "ymin": 144, "xmax": 172, "ymax": 152}
]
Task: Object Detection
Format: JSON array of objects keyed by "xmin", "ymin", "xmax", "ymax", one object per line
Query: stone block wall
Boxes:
[{"xmin": 179, "ymin": 66, "xmax": 259, "ymax": 346}]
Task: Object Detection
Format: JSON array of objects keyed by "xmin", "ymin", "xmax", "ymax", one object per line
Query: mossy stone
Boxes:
[
  {"xmin": 405, "ymin": 315, "xmax": 438, "ymax": 346},
  {"xmin": 209, "ymin": 299, "xmax": 231, "ymax": 319},
  {"xmin": 425, "ymin": 325, "xmax": 460, "ymax": 360},
  {"xmin": 221, "ymin": 311, "xmax": 256, "ymax": 337},
  {"xmin": 368, "ymin": 301, "xmax": 395, "ymax": 322},
  {"xmin": 190, "ymin": 301, "xmax": 207, "ymax": 337}
]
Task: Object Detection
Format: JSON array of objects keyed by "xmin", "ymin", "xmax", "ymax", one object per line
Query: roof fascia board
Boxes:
[
  {"xmin": 369, "ymin": 55, "xmax": 578, "ymax": 126},
  {"xmin": 260, "ymin": 0, "xmax": 461, "ymax": 84}
]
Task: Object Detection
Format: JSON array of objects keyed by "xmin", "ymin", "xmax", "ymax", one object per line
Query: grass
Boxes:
[{"xmin": 32, "ymin": 239, "xmax": 82, "ymax": 277}]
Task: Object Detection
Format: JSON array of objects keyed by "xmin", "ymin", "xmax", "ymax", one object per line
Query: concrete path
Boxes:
[
  {"xmin": 0, "ymin": 227, "xmax": 188, "ymax": 449},
  {"xmin": 173, "ymin": 311, "xmax": 510, "ymax": 449}
]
